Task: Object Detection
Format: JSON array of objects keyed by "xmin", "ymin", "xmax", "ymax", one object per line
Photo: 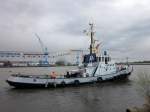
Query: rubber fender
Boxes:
[
  {"xmin": 61, "ymin": 81, "xmax": 66, "ymax": 86},
  {"xmin": 74, "ymin": 80, "xmax": 80, "ymax": 85},
  {"xmin": 97, "ymin": 77, "xmax": 102, "ymax": 82}
]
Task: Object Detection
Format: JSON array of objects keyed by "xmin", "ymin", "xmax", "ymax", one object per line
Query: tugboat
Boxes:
[{"xmin": 6, "ymin": 23, "xmax": 133, "ymax": 88}]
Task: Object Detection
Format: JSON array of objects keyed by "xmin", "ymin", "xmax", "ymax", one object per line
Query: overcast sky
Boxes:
[{"xmin": 0, "ymin": 0, "xmax": 150, "ymax": 61}]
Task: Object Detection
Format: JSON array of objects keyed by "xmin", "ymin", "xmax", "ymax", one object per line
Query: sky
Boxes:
[{"xmin": 0, "ymin": 0, "xmax": 150, "ymax": 61}]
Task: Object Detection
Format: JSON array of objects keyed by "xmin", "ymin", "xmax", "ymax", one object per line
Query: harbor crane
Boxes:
[{"xmin": 35, "ymin": 33, "xmax": 49, "ymax": 66}]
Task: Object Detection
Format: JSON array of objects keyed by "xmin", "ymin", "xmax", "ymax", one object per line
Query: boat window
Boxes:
[
  {"xmin": 108, "ymin": 57, "xmax": 110, "ymax": 62},
  {"xmin": 99, "ymin": 57, "xmax": 101, "ymax": 62},
  {"xmin": 102, "ymin": 57, "xmax": 104, "ymax": 62},
  {"xmin": 108, "ymin": 57, "xmax": 109, "ymax": 61},
  {"xmin": 105, "ymin": 57, "xmax": 108, "ymax": 64}
]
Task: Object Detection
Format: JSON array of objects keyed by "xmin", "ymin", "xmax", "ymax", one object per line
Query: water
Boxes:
[{"xmin": 0, "ymin": 65, "xmax": 149, "ymax": 112}]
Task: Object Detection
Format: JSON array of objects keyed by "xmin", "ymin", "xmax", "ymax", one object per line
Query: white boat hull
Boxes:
[{"xmin": 6, "ymin": 69, "xmax": 132, "ymax": 88}]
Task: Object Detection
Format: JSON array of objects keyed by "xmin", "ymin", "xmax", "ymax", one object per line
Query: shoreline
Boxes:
[{"xmin": 0, "ymin": 65, "xmax": 76, "ymax": 68}]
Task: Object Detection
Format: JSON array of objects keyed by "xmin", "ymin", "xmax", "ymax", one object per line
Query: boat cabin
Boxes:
[{"xmin": 83, "ymin": 51, "xmax": 111, "ymax": 64}]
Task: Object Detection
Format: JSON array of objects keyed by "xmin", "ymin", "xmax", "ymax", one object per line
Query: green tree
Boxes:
[{"xmin": 55, "ymin": 60, "xmax": 65, "ymax": 66}]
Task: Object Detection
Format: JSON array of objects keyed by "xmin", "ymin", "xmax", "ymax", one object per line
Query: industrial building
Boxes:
[{"xmin": 0, "ymin": 50, "xmax": 85, "ymax": 67}]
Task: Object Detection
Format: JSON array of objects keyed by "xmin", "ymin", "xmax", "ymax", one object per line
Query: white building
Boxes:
[{"xmin": 0, "ymin": 51, "xmax": 85, "ymax": 66}]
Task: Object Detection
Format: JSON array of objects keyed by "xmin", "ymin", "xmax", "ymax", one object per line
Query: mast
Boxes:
[{"xmin": 89, "ymin": 23, "xmax": 94, "ymax": 55}]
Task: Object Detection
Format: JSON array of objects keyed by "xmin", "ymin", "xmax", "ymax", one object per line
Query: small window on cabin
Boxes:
[
  {"xmin": 108, "ymin": 57, "xmax": 110, "ymax": 61},
  {"xmin": 99, "ymin": 57, "xmax": 101, "ymax": 62},
  {"xmin": 102, "ymin": 57, "xmax": 104, "ymax": 61}
]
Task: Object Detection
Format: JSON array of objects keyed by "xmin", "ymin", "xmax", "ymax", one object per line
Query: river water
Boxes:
[{"xmin": 0, "ymin": 65, "xmax": 149, "ymax": 112}]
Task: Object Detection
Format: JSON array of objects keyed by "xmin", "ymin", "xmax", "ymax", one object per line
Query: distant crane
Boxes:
[{"xmin": 35, "ymin": 33, "xmax": 49, "ymax": 66}]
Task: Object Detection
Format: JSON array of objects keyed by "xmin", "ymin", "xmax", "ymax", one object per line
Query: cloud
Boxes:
[{"xmin": 0, "ymin": 0, "xmax": 150, "ymax": 61}]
